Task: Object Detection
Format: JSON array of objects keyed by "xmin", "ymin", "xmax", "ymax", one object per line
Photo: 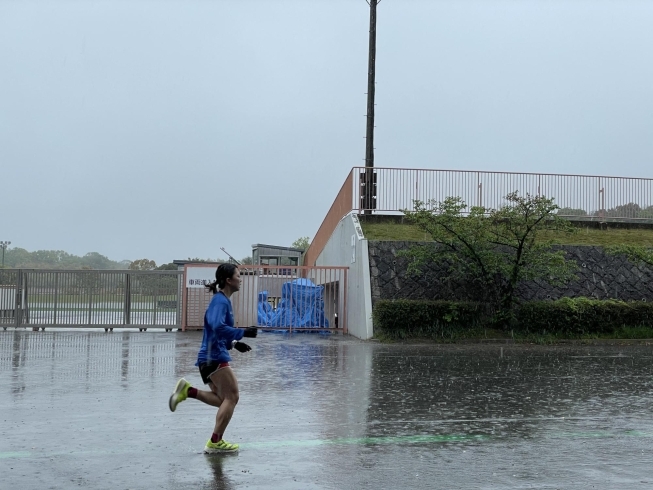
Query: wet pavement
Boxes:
[{"xmin": 2, "ymin": 330, "xmax": 653, "ymax": 489}]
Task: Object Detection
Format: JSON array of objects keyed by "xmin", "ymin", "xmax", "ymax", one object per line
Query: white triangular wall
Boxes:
[{"xmin": 315, "ymin": 213, "xmax": 373, "ymax": 340}]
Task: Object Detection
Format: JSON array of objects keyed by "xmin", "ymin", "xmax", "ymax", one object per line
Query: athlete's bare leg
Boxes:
[
  {"xmin": 193, "ymin": 382, "xmax": 223, "ymax": 408},
  {"xmin": 209, "ymin": 367, "xmax": 239, "ymax": 437}
]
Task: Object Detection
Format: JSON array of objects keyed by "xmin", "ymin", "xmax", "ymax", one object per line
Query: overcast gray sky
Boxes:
[{"xmin": 1, "ymin": 0, "xmax": 652, "ymax": 265}]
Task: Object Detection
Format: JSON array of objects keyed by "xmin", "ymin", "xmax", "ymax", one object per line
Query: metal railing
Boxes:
[
  {"xmin": 304, "ymin": 166, "xmax": 653, "ymax": 265},
  {"xmin": 183, "ymin": 264, "xmax": 348, "ymax": 333},
  {"xmin": 0, "ymin": 269, "xmax": 183, "ymax": 330},
  {"xmin": 351, "ymin": 167, "xmax": 653, "ymax": 218}
]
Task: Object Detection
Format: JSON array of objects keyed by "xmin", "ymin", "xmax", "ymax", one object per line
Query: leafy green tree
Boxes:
[
  {"xmin": 240, "ymin": 256, "xmax": 253, "ymax": 265},
  {"xmin": 156, "ymin": 262, "xmax": 178, "ymax": 271},
  {"xmin": 291, "ymin": 237, "xmax": 310, "ymax": 250},
  {"xmin": 595, "ymin": 203, "xmax": 653, "ymax": 220},
  {"xmin": 401, "ymin": 192, "xmax": 578, "ymax": 327},
  {"xmin": 4, "ymin": 247, "xmax": 125, "ymax": 269},
  {"xmin": 129, "ymin": 259, "xmax": 157, "ymax": 270},
  {"xmin": 81, "ymin": 252, "xmax": 117, "ymax": 270},
  {"xmin": 607, "ymin": 245, "xmax": 653, "ymax": 268},
  {"xmin": 557, "ymin": 207, "xmax": 588, "ymax": 217},
  {"xmin": 186, "ymin": 257, "xmax": 218, "ymax": 263},
  {"xmin": 4, "ymin": 247, "xmax": 31, "ymax": 268}
]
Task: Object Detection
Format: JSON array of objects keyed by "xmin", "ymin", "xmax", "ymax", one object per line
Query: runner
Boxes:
[{"xmin": 168, "ymin": 263, "xmax": 257, "ymax": 453}]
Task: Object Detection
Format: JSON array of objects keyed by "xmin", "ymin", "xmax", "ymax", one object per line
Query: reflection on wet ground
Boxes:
[{"xmin": 2, "ymin": 330, "xmax": 653, "ymax": 489}]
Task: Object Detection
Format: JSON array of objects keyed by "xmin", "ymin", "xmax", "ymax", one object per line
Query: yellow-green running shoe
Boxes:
[
  {"xmin": 168, "ymin": 378, "xmax": 191, "ymax": 412},
  {"xmin": 204, "ymin": 439, "xmax": 239, "ymax": 454}
]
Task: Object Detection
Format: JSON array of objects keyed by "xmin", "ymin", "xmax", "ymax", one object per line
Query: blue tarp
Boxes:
[
  {"xmin": 257, "ymin": 279, "xmax": 329, "ymax": 328},
  {"xmin": 257, "ymin": 291, "xmax": 274, "ymax": 326}
]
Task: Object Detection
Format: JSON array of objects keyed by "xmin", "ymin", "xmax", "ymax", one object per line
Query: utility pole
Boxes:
[
  {"xmin": 363, "ymin": 0, "xmax": 379, "ymax": 214},
  {"xmin": 0, "ymin": 241, "xmax": 10, "ymax": 268},
  {"xmin": 364, "ymin": 0, "xmax": 378, "ymax": 170}
]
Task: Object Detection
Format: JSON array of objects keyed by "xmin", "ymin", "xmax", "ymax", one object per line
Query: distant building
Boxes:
[{"xmin": 251, "ymin": 244, "xmax": 304, "ymax": 267}]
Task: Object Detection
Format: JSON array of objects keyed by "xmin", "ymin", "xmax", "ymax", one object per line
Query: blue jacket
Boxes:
[{"xmin": 196, "ymin": 292, "xmax": 244, "ymax": 365}]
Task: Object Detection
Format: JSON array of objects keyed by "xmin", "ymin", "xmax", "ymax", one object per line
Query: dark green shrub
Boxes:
[
  {"xmin": 373, "ymin": 297, "xmax": 653, "ymax": 340},
  {"xmin": 515, "ymin": 297, "xmax": 653, "ymax": 335},
  {"xmin": 372, "ymin": 299, "xmax": 489, "ymax": 339}
]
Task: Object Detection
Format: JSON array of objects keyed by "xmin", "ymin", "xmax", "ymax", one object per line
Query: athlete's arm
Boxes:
[{"xmin": 205, "ymin": 301, "xmax": 245, "ymax": 343}]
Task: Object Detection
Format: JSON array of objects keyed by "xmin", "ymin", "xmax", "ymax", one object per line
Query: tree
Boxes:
[
  {"xmin": 401, "ymin": 192, "xmax": 578, "ymax": 327},
  {"xmin": 156, "ymin": 262, "xmax": 178, "ymax": 271},
  {"xmin": 129, "ymin": 259, "xmax": 157, "ymax": 271},
  {"xmin": 240, "ymin": 256, "xmax": 253, "ymax": 265},
  {"xmin": 607, "ymin": 245, "xmax": 653, "ymax": 268},
  {"xmin": 81, "ymin": 252, "xmax": 116, "ymax": 270},
  {"xmin": 3, "ymin": 247, "xmax": 126, "ymax": 269},
  {"xmin": 557, "ymin": 207, "xmax": 588, "ymax": 217},
  {"xmin": 595, "ymin": 203, "xmax": 653, "ymax": 220},
  {"xmin": 291, "ymin": 237, "xmax": 310, "ymax": 251}
]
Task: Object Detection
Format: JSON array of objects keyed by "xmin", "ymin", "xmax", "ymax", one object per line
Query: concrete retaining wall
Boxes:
[{"xmin": 368, "ymin": 241, "xmax": 653, "ymax": 304}]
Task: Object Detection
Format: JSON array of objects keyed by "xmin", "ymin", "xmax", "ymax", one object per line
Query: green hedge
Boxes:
[
  {"xmin": 373, "ymin": 298, "xmax": 653, "ymax": 339},
  {"xmin": 372, "ymin": 299, "xmax": 488, "ymax": 339},
  {"xmin": 516, "ymin": 297, "xmax": 653, "ymax": 335}
]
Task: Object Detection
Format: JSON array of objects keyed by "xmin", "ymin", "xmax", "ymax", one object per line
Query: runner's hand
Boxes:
[
  {"xmin": 243, "ymin": 327, "xmax": 258, "ymax": 338},
  {"xmin": 234, "ymin": 341, "xmax": 251, "ymax": 353}
]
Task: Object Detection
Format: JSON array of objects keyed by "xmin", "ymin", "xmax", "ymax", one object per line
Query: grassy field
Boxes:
[{"xmin": 360, "ymin": 222, "xmax": 653, "ymax": 247}]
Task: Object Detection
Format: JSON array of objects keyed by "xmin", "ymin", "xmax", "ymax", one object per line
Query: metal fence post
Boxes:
[
  {"xmin": 477, "ymin": 181, "xmax": 483, "ymax": 208},
  {"xmin": 53, "ymin": 273, "xmax": 59, "ymax": 325},
  {"xmin": 87, "ymin": 272, "xmax": 93, "ymax": 325},
  {"xmin": 15, "ymin": 269, "xmax": 22, "ymax": 328},
  {"xmin": 176, "ymin": 273, "xmax": 183, "ymax": 329},
  {"xmin": 124, "ymin": 273, "xmax": 131, "ymax": 325},
  {"xmin": 153, "ymin": 276, "xmax": 158, "ymax": 326}
]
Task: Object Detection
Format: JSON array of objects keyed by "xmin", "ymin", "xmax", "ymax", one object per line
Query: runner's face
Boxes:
[{"xmin": 227, "ymin": 268, "xmax": 241, "ymax": 292}]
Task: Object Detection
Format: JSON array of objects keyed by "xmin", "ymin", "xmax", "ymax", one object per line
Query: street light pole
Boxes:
[{"xmin": 0, "ymin": 241, "xmax": 11, "ymax": 268}]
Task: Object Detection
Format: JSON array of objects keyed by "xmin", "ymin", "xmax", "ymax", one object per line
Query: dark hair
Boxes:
[{"xmin": 205, "ymin": 263, "xmax": 238, "ymax": 294}]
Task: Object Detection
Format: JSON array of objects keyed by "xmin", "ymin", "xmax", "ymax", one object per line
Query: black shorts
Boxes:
[{"xmin": 198, "ymin": 362, "xmax": 230, "ymax": 384}]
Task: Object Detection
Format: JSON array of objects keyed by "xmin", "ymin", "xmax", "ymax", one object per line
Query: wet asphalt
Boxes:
[{"xmin": 2, "ymin": 329, "xmax": 653, "ymax": 489}]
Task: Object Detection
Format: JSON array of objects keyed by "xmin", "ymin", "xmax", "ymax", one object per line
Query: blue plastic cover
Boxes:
[
  {"xmin": 257, "ymin": 290, "xmax": 274, "ymax": 326},
  {"xmin": 257, "ymin": 279, "xmax": 329, "ymax": 328}
]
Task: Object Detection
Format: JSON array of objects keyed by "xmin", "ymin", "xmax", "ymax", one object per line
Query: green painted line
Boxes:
[
  {"xmin": 1, "ymin": 430, "xmax": 652, "ymax": 460},
  {"xmin": 0, "ymin": 435, "xmax": 485, "ymax": 460},
  {"xmin": 624, "ymin": 430, "xmax": 652, "ymax": 437},
  {"xmin": 0, "ymin": 451, "xmax": 31, "ymax": 459}
]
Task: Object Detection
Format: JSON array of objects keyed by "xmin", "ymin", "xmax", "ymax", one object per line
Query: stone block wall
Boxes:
[{"xmin": 368, "ymin": 241, "xmax": 653, "ymax": 304}]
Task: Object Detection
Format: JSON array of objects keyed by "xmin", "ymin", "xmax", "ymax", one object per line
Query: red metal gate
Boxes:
[{"xmin": 182, "ymin": 265, "xmax": 348, "ymax": 333}]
